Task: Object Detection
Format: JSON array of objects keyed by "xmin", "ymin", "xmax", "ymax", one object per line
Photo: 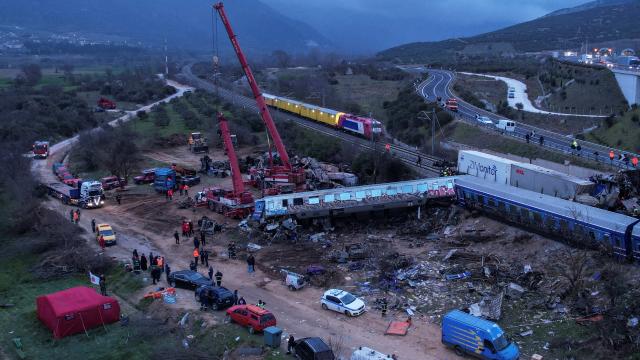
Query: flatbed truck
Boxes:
[{"xmin": 45, "ymin": 181, "xmax": 104, "ymax": 208}]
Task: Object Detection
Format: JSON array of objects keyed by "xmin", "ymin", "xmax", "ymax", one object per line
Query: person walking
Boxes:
[
  {"xmin": 188, "ymin": 221, "xmax": 194, "ymax": 237},
  {"xmin": 214, "ymin": 270, "xmax": 223, "ymax": 287},
  {"xmin": 200, "ymin": 230, "xmax": 206, "ymax": 247},
  {"xmin": 193, "ymin": 248, "xmax": 200, "ymax": 268},
  {"xmin": 140, "ymin": 254, "xmax": 148, "ymax": 271},
  {"xmin": 99, "ymin": 235, "xmax": 106, "ymax": 250},
  {"xmin": 173, "ymin": 230, "xmax": 179, "ymax": 245},
  {"xmin": 208, "ymin": 266, "xmax": 214, "ymax": 280},
  {"xmin": 165, "ymin": 263, "xmax": 171, "ymax": 284},
  {"xmin": 115, "ymin": 193, "xmax": 122, "ymax": 205},
  {"xmin": 287, "ymin": 335, "xmax": 295, "ymax": 355},
  {"xmin": 247, "ymin": 254, "xmax": 255, "ymax": 273},
  {"xmin": 193, "ymin": 237, "xmax": 200, "ymax": 250},
  {"xmin": 202, "ymin": 249, "xmax": 209, "ymax": 267},
  {"xmin": 91, "ymin": 218, "xmax": 96, "ymax": 233},
  {"xmin": 99, "ymin": 274, "xmax": 107, "ymax": 296}
]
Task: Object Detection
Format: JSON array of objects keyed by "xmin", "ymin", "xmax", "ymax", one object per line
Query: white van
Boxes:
[
  {"xmin": 351, "ymin": 347, "xmax": 393, "ymax": 360},
  {"xmin": 496, "ymin": 120, "xmax": 516, "ymax": 132}
]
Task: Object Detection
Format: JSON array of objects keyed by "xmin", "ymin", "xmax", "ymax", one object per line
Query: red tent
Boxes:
[{"xmin": 36, "ymin": 286, "xmax": 120, "ymax": 339}]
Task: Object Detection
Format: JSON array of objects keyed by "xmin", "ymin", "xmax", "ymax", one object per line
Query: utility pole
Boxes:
[{"xmin": 164, "ymin": 38, "xmax": 169, "ymax": 77}]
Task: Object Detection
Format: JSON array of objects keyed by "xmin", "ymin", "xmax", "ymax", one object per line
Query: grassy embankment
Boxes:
[{"xmin": 585, "ymin": 108, "xmax": 640, "ymax": 153}]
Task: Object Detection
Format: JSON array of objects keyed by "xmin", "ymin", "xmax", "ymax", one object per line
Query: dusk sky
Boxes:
[{"xmin": 267, "ymin": 0, "xmax": 591, "ymax": 52}]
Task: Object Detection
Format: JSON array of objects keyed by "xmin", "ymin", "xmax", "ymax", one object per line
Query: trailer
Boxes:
[{"xmin": 45, "ymin": 182, "xmax": 104, "ymax": 208}]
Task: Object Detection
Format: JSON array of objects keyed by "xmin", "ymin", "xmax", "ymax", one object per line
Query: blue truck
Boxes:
[
  {"xmin": 153, "ymin": 168, "xmax": 177, "ymax": 193},
  {"xmin": 442, "ymin": 310, "xmax": 519, "ymax": 360}
]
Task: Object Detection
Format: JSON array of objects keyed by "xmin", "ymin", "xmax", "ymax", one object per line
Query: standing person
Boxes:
[
  {"xmin": 149, "ymin": 252, "xmax": 154, "ymax": 266},
  {"xmin": 133, "ymin": 249, "xmax": 139, "ymax": 259},
  {"xmin": 167, "ymin": 188, "xmax": 173, "ymax": 201},
  {"xmin": 247, "ymin": 254, "xmax": 255, "ymax": 273},
  {"xmin": 99, "ymin": 275, "xmax": 107, "ymax": 296},
  {"xmin": 208, "ymin": 266, "xmax": 214, "ymax": 280},
  {"xmin": 150, "ymin": 266, "xmax": 158, "ymax": 285},
  {"xmin": 157, "ymin": 256, "xmax": 164, "ymax": 273},
  {"xmin": 115, "ymin": 193, "xmax": 122, "ymax": 205},
  {"xmin": 140, "ymin": 253, "xmax": 148, "ymax": 271},
  {"xmin": 188, "ymin": 221, "xmax": 194, "ymax": 237},
  {"xmin": 76, "ymin": 209, "xmax": 81, "ymax": 222},
  {"xmin": 287, "ymin": 335, "xmax": 295, "ymax": 355},
  {"xmin": 193, "ymin": 248, "xmax": 199, "ymax": 268},
  {"xmin": 165, "ymin": 263, "xmax": 171, "ymax": 284},
  {"xmin": 214, "ymin": 270, "xmax": 223, "ymax": 287},
  {"xmin": 200, "ymin": 230, "xmax": 206, "ymax": 247},
  {"xmin": 99, "ymin": 235, "xmax": 106, "ymax": 250},
  {"xmin": 91, "ymin": 218, "xmax": 96, "ymax": 233},
  {"xmin": 179, "ymin": 184, "xmax": 184, "ymax": 196},
  {"xmin": 182, "ymin": 221, "xmax": 189, "ymax": 238},
  {"xmin": 69, "ymin": 209, "xmax": 74, "ymax": 222},
  {"xmin": 227, "ymin": 242, "xmax": 236, "ymax": 259},
  {"xmin": 184, "ymin": 184, "xmax": 189, "ymax": 196},
  {"xmin": 233, "ymin": 289, "xmax": 238, "ymax": 305},
  {"xmin": 193, "ymin": 236, "xmax": 200, "ymax": 250},
  {"xmin": 73, "ymin": 210, "xmax": 79, "ymax": 224},
  {"xmin": 237, "ymin": 297, "xmax": 246, "ymax": 305},
  {"xmin": 416, "ymin": 155, "xmax": 422, "ymax": 167},
  {"xmin": 174, "ymin": 230, "xmax": 180, "ymax": 245},
  {"xmin": 202, "ymin": 249, "xmax": 209, "ymax": 267}
]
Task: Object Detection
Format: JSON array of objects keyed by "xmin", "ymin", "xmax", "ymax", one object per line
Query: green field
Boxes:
[
  {"xmin": 585, "ymin": 108, "xmax": 640, "ymax": 152},
  {"xmin": 331, "ymin": 74, "xmax": 404, "ymax": 121}
]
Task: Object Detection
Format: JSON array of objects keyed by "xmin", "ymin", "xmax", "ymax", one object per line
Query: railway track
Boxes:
[{"xmin": 180, "ymin": 65, "xmax": 444, "ymax": 176}]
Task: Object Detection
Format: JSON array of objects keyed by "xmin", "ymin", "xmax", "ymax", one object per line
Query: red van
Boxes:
[{"xmin": 225, "ymin": 305, "xmax": 276, "ymax": 334}]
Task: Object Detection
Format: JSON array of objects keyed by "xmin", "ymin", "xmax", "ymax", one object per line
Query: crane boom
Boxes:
[
  {"xmin": 213, "ymin": 2, "xmax": 291, "ymax": 170},
  {"xmin": 217, "ymin": 113, "xmax": 244, "ymax": 195}
]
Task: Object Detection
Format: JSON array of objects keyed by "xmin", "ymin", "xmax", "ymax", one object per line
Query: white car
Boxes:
[
  {"xmin": 475, "ymin": 115, "xmax": 493, "ymax": 125},
  {"xmin": 321, "ymin": 289, "xmax": 366, "ymax": 317}
]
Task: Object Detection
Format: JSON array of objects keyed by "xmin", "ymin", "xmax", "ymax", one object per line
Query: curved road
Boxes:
[{"xmin": 410, "ymin": 67, "xmax": 639, "ymax": 170}]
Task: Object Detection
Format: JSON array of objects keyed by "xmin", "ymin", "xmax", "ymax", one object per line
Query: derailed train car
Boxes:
[
  {"xmin": 455, "ymin": 176, "xmax": 640, "ymax": 262},
  {"xmin": 263, "ymin": 93, "xmax": 382, "ymax": 140}
]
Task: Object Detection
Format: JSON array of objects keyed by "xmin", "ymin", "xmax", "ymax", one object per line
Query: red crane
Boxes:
[
  {"xmin": 197, "ymin": 113, "xmax": 254, "ymax": 219},
  {"xmin": 213, "ymin": 2, "xmax": 305, "ymax": 191}
]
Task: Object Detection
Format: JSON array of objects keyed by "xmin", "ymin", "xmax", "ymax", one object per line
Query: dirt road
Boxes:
[{"xmin": 30, "ymin": 81, "xmax": 457, "ymax": 359}]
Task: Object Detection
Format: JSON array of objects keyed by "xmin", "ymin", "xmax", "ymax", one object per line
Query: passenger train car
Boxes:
[
  {"xmin": 455, "ymin": 176, "xmax": 640, "ymax": 262},
  {"xmin": 262, "ymin": 93, "xmax": 383, "ymax": 140},
  {"xmin": 253, "ymin": 176, "xmax": 458, "ymax": 220}
]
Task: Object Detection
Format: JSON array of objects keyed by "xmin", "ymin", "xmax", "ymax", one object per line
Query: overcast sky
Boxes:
[{"xmin": 266, "ymin": 0, "xmax": 592, "ymax": 53}]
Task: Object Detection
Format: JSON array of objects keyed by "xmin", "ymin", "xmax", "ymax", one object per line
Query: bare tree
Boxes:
[
  {"xmin": 18, "ymin": 63, "xmax": 42, "ymax": 86},
  {"xmin": 272, "ymin": 50, "xmax": 291, "ymax": 68},
  {"xmin": 326, "ymin": 335, "xmax": 345, "ymax": 358},
  {"xmin": 552, "ymin": 249, "xmax": 591, "ymax": 298}
]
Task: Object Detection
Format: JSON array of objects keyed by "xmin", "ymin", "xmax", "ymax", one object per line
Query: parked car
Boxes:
[
  {"xmin": 101, "ymin": 175, "xmax": 126, "ymax": 190},
  {"xmin": 96, "ymin": 223, "xmax": 116, "ymax": 246},
  {"xmin": 178, "ymin": 175, "xmax": 201, "ymax": 187},
  {"xmin": 320, "ymin": 289, "xmax": 366, "ymax": 317},
  {"xmin": 61, "ymin": 173, "xmax": 82, "ymax": 186},
  {"xmin": 474, "ymin": 115, "xmax": 494, "ymax": 125},
  {"xmin": 168, "ymin": 270, "xmax": 212, "ymax": 290},
  {"xmin": 195, "ymin": 285, "xmax": 235, "ymax": 310},
  {"xmin": 134, "ymin": 169, "xmax": 156, "ymax": 184},
  {"xmin": 292, "ymin": 337, "xmax": 336, "ymax": 360},
  {"xmin": 225, "ymin": 304, "xmax": 276, "ymax": 334}
]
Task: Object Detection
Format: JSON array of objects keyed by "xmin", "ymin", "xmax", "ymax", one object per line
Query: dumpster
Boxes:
[{"xmin": 263, "ymin": 326, "xmax": 282, "ymax": 348}]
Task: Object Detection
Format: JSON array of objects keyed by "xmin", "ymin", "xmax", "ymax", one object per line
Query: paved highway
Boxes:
[
  {"xmin": 180, "ymin": 64, "xmax": 444, "ymax": 176},
  {"xmin": 410, "ymin": 66, "xmax": 640, "ymax": 170}
]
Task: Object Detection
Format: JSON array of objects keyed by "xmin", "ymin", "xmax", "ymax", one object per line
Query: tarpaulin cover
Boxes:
[{"xmin": 36, "ymin": 286, "xmax": 120, "ymax": 339}]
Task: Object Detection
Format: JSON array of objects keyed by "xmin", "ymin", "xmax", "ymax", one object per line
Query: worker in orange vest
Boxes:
[
  {"xmin": 193, "ymin": 248, "xmax": 199, "ymax": 268},
  {"xmin": 609, "ymin": 151, "xmax": 615, "ymax": 161}
]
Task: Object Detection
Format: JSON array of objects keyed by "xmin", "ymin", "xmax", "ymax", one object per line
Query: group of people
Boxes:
[
  {"xmin": 131, "ymin": 249, "xmax": 170, "ymax": 285},
  {"xmin": 69, "ymin": 209, "xmax": 81, "ymax": 224}
]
